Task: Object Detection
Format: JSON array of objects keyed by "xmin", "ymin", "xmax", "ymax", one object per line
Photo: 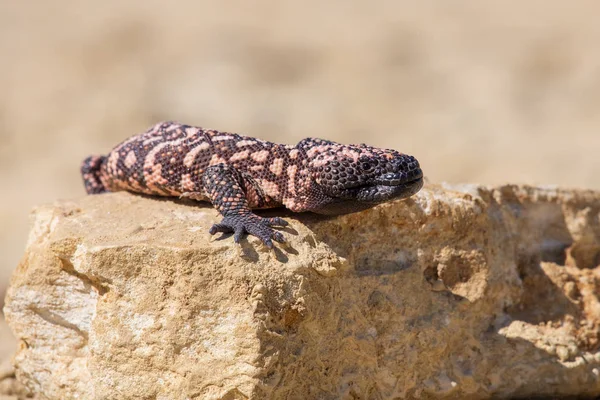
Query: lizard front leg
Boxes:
[{"xmin": 202, "ymin": 164, "xmax": 288, "ymax": 248}]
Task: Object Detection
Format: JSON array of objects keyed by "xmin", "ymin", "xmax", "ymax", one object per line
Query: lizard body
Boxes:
[{"xmin": 81, "ymin": 121, "xmax": 423, "ymax": 247}]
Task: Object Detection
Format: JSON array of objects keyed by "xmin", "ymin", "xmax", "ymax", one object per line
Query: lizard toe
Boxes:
[
  {"xmin": 263, "ymin": 217, "xmax": 288, "ymax": 227},
  {"xmin": 211, "ymin": 213, "xmax": 287, "ymax": 248},
  {"xmin": 233, "ymin": 226, "xmax": 245, "ymax": 244},
  {"xmin": 209, "ymin": 223, "xmax": 233, "ymax": 235},
  {"xmin": 245, "ymin": 222, "xmax": 279, "ymax": 248},
  {"xmin": 271, "ymin": 231, "xmax": 286, "ymax": 243}
]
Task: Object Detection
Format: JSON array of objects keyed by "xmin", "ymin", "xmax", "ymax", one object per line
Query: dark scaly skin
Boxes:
[
  {"xmin": 202, "ymin": 164, "xmax": 288, "ymax": 248},
  {"xmin": 81, "ymin": 121, "xmax": 424, "ymax": 247}
]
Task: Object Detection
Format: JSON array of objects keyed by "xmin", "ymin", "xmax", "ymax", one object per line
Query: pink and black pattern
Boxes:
[{"xmin": 81, "ymin": 121, "xmax": 423, "ymax": 247}]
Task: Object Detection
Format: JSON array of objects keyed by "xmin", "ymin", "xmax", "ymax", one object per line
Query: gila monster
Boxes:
[{"xmin": 81, "ymin": 121, "xmax": 423, "ymax": 248}]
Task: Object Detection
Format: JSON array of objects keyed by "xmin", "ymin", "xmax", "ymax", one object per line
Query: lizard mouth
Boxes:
[
  {"xmin": 312, "ymin": 170, "xmax": 424, "ymax": 215},
  {"xmin": 342, "ymin": 168, "xmax": 424, "ymax": 202},
  {"xmin": 354, "ymin": 174, "xmax": 424, "ymax": 203}
]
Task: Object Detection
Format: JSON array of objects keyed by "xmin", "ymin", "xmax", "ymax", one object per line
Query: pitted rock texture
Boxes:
[{"xmin": 4, "ymin": 184, "xmax": 600, "ymax": 400}]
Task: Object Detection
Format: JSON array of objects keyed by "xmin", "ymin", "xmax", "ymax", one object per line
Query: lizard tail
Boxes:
[{"xmin": 81, "ymin": 155, "xmax": 108, "ymax": 194}]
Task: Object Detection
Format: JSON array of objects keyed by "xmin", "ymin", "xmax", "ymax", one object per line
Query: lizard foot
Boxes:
[{"xmin": 209, "ymin": 213, "xmax": 288, "ymax": 248}]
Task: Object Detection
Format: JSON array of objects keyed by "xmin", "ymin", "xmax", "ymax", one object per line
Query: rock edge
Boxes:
[{"xmin": 4, "ymin": 184, "xmax": 600, "ymax": 399}]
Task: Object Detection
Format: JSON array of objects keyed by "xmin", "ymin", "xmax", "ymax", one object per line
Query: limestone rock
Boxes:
[
  {"xmin": 4, "ymin": 185, "xmax": 600, "ymax": 399},
  {"xmin": 0, "ymin": 358, "xmax": 33, "ymax": 400},
  {"xmin": 0, "ymin": 307, "xmax": 33, "ymax": 399}
]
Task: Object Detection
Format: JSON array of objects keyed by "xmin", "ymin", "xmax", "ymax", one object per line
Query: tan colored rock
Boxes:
[
  {"xmin": 0, "ymin": 316, "xmax": 31, "ymax": 400},
  {"xmin": 4, "ymin": 185, "xmax": 600, "ymax": 399}
]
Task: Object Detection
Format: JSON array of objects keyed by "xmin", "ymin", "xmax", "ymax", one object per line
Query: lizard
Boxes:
[{"xmin": 81, "ymin": 121, "xmax": 423, "ymax": 248}]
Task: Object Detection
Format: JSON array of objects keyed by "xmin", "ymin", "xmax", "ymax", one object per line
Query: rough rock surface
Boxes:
[
  {"xmin": 0, "ymin": 357, "xmax": 32, "ymax": 400},
  {"xmin": 0, "ymin": 316, "xmax": 30, "ymax": 400},
  {"xmin": 4, "ymin": 184, "xmax": 600, "ymax": 399}
]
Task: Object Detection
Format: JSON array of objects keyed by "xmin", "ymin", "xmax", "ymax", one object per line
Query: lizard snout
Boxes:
[{"xmin": 378, "ymin": 166, "xmax": 423, "ymax": 186}]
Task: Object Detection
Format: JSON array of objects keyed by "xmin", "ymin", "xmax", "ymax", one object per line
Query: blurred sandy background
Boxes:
[{"xmin": 1, "ymin": 1, "xmax": 600, "ymax": 358}]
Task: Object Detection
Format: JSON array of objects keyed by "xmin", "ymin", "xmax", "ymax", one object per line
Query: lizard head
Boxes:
[{"xmin": 308, "ymin": 144, "xmax": 423, "ymax": 215}]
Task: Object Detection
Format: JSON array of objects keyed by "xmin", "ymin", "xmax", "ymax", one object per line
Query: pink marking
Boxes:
[
  {"xmin": 185, "ymin": 127, "xmax": 199, "ymax": 137},
  {"xmin": 127, "ymin": 176, "xmax": 145, "ymax": 191},
  {"xmin": 143, "ymin": 163, "xmax": 170, "ymax": 193},
  {"xmin": 341, "ymin": 148, "xmax": 360, "ymax": 161},
  {"xmin": 152, "ymin": 164, "xmax": 169, "ymax": 184},
  {"xmin": 251, "ymin": 150, "xmax": 270, "ymax": 162},
  {"xmin": 269, "ymin": 158, "xmax": 284, "ymax": 176},
  {"xmin": 306, "ymin": 144, "xmax": 330, "ymax": 158},
  {"xmin": 283, "ymin": 198, "xmax": 302, "ymax": 212},
  {"xmin": 236, "ymin": 140, "xmax": 257, "ymax": 147},
  {"xmin": 289, "ymin": 149, "xmax": 299, "ymax": 159},
  {"xmin": 107, "ymin": 152, "xmax": 120, "ymax": 175},
  {"xmin": 183, "ymin": 142, "xmax": 210, "ymax": 167},
  {"xmin": 311, "ymin": 155, "xmax": 336, "ymax": 168},
  {"xmin": 209, "ymin": 154, "xmax": 226, "ymax": 165},
  {"xmin": 229, "ymin": 150, "xmax": 249, "ymax": 162},
  {"xmin": 124, "ymin": 151, "xmax": 137, "ymax": 169},
  {"xmin": 212, "ymin": 135, "xmax": 235, "ymax": 142},
  {"xmin": 180, "ymin": 174, "xmax": 195, "ymax": 191},
  {"xmin": 143, "ymin": 142, "xmax": 169, "ymax": 173},
  {"xmin": 259, "ymin": 179, "xmax": 280, "ymax": 197},
  {"xmin": 286, "ymin": 165, "xmax": 297, "ymax": 196}
]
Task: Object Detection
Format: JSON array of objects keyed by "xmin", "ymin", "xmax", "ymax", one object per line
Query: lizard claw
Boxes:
[{"xmin": 209, "ymin": 213, "xmax": 287, "ymax": 248}]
